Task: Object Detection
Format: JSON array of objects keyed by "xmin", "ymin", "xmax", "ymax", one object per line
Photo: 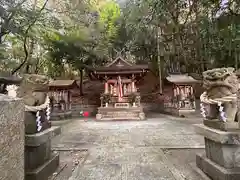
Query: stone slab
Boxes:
[
  {"xmin": 25, "ymin": 153, "xmax": 59, "ymax": 180},
  {"xmin": 96, "ymin": 116, "xmax": 145, "ymax": 121},
  {"xmin": 196, "ymin": 153, "xmax": 240, "ymax": 180},
  {"xmin": 25, "ymin": 126, "xmax": 61, "ymax": 146},
  {"xmin": 203, "ymin": 119, "xmax": 239, "ymax": 132},
  {"xmin": 0, "ymin": 94, "xmax": 24, "ymax": 180},
  {"xmin": 69, "ymin": 163, "xmax": 122, "ymax": 180},
  {"xmin": 194, "ymin": 124, "xmax": 240, "ymax": 144}
]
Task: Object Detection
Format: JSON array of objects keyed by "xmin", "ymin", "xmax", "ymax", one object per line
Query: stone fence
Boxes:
[{"xmin": 0, "ymin": 94, "xmax": 24, "ymax": 180}]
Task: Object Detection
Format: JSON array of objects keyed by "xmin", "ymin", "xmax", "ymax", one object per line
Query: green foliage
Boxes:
[
  {"xmin": 1, "ymin": 0, "xmax": 121, "ymax": 76},
  {"xmin": 111, "ymin": 0, "xmax": 240, "ymax": 73},
  {"xmin": 3, "ymin": 0, "xmax": 239, "ymax": 78},
  {"xmin": 98, "ymin": 0, "xmax": 121, "ymax": 38}
]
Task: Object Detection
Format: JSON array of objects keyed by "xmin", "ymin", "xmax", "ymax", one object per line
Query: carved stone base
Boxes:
[
  {"xmin": 203, "ymin": 119, "xmax": 239, "ymax": 132},
  {"xmin": 196, "ymin": 153, "xmax": 240, "ymax": 180},
  {"xmin": 195, "ymin": 124, "xmax": 240, "ymax": 180},
  {"xmin": 96, "ymin": 107, "xmax": 146, "ymax": 121}
]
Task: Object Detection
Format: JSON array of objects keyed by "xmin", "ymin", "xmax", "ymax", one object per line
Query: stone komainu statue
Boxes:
[
  {"xmin": 18, "ymin": 74, "xmax": 51, "ymax": 134},
  {"xmin": 200, "ymin": 67, "xmax": 239, "ymax": 122}
]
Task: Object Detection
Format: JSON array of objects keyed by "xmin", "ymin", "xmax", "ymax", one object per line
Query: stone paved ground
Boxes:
[{"xmin": 52, "ymin": 114, "xmax": 208, "ymax": 180}]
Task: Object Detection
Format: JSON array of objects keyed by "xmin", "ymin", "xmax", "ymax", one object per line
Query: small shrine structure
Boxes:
[
  {"xmin": 87, "ymin": 56, "xmax": 149, "ymax": 121},
  {"xmin": 48, "ymin": 80, "xmax": 78, "ymax": 120},
  {"xmin": 164, "ymin": 74, "xmax": 199, "ymax": 116}
]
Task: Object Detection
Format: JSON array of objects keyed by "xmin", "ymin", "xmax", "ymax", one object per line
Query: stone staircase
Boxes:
[{"xmin": 96, "ymin": 107, "xmax": 145, "ymax": 121}]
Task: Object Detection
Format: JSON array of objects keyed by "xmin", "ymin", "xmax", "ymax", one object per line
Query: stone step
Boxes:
[
  {"xmin": 98, "ymin": 117, "xmax": 142, "ymax": 121},
  {"xmin": 71, "ymin": 105, "xmax": 98, "ymax": 109}
]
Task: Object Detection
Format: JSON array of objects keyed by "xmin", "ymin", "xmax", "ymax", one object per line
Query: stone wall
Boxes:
[{"xmin": 0, "ymin": 94, "xmax": 24, "ymax": 180}]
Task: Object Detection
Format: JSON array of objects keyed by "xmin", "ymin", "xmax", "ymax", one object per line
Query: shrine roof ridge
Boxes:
[
  {"xmin": 85, "ymin": 56, "xmax": 149, "ymax": 72},
  {"xmin": 105, "ymin": 56, "xmax": 133, "ymax": 67}
]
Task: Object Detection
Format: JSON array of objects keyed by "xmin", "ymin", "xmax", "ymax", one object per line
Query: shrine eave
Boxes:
[
  {"xmin": 48, "ymin": 80, "xmax": 78, "ymax": 90},
  {"xmin": 87, "ymin": 65, "xmax": 149, "ymax": 74},
  {"xmin": 166, "ymin": 74, "xmax": 201, "ymax": 84},
  {"xmin": 94, "ymin": 70, "xmax": 147, "ymax": 75}
]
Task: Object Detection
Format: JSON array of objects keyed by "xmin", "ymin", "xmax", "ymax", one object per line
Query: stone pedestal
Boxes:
[
  {"xmin": 25, "ymin": 126, "xmax": 61, "ymax": 180},
  {"xmin": 195, "ymin": 124, "xmax": 240, "ymax": 180},
  {"xmin": 203, "ymin": 119, "xmax": 239, "ymax": 132},
  {"xmin": 0, "ymin": 94, "xmax": 24, "ymax": 180}
]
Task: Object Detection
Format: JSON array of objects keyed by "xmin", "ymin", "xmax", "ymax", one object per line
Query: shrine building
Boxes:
[
  {"xmin": 48, "ymin": 80, "xmax": 78, "ymax": 120},
  {"xmin": 86, "ymin": 56, "xmax": 149, "ymax": 121},
  {"xmin": 163, "ymin": 74, "xmax": 200, "ymax": 116}
]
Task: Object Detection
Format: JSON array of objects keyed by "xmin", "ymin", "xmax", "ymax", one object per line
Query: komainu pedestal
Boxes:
[
  {"xmin": 17, "ymin": 74, "xmax": 61, "ymax": 180},
  {"xmin": 196, "ymin": 68, "xmax": 240, "ymax": 180},
  {"xmin": 195, "ymin": 124, "xmax": 240, "ymax": 180},
  {"xmin": 25, "ymin": 127, "xmax": 61, "ymax": 180}
]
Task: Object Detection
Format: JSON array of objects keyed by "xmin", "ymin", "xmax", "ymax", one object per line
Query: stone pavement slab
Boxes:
[{"xmin": 51, "ymin": 115, "xmax": 206, "ymax": 180}]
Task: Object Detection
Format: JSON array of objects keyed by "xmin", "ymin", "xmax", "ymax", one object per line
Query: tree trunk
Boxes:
[
  {"xmin": 0, "ymin": 31, "xmax": 7, "ymax": 44},
  {"xmin": 25, "ymin": 38, "xmax": 35, "ymax": 73},
  {"xmin": 157, "ymin": 26, "xmax": 163, "ymax": 94},
  {"xmin": 79, "ymin": 69, "xmax": 84, "ymax": 96},
  {"xmin": 0, "ymin": 35, "xmax": 3, "ymax": 44},
  {"xmin": 11, "ymin": 34, "xmax": 29, "ymax": 74}
]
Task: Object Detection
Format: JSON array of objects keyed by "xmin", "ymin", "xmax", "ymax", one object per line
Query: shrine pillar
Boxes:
[
  {"xmin": 131, "ymin": 81, "xmax": 136, "ymax": 93},
  {"xmin": 104, "ymin": 82, "xmax": 109, "ymax": 94}
]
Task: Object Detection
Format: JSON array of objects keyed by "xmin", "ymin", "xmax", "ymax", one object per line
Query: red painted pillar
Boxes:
[{"xmin": 104, "ymin": 82, "xmax": 108, "ymax": 94}]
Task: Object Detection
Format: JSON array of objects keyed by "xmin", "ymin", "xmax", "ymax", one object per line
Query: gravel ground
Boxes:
[
  {"xmin": 48, "ymin": 150, "xmax": 88, "ymax": 180},
  {"xmin": 51, "ymin": 115, "xmax": 207, "ymax": 180}
]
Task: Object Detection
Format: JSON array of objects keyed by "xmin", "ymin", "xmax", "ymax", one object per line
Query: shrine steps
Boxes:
[{"xmin": 96, "ymin": 107, "xmax": 146, "ymax": 121}]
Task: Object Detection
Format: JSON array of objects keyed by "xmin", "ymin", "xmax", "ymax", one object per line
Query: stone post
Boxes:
[
  {"xmin": 0, "ymin": 94, "xmax": 24, "ymax": 180},
  {"xmin": 196, "ymin": 68, "xmax": 240, "ymax": 180}
]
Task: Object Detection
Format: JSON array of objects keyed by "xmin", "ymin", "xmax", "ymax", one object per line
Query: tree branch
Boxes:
[
  {"xmin": 183, "ymin": 0, "xmax": 197, "ymax": 25},
  {"xmin": 11, "ymin": 0, "xmax": 49, "ymax": 74}
]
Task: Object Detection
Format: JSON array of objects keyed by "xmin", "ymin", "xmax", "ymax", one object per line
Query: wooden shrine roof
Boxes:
[
  {"xmin": 48, "ymin": 80, "xmax": 78, "ymax": 89},
  {"xmin": 166, "ymin": 74, "xmax": 200, "ymax": 84},
  {"xmin": 86, "ymin": 56, "xmax": 149, "ymax": 74}
]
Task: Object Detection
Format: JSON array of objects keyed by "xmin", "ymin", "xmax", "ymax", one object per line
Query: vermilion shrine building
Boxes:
[{"xmin": 87, "ymin": 56, "xmax": 149, "ymax": 120}]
